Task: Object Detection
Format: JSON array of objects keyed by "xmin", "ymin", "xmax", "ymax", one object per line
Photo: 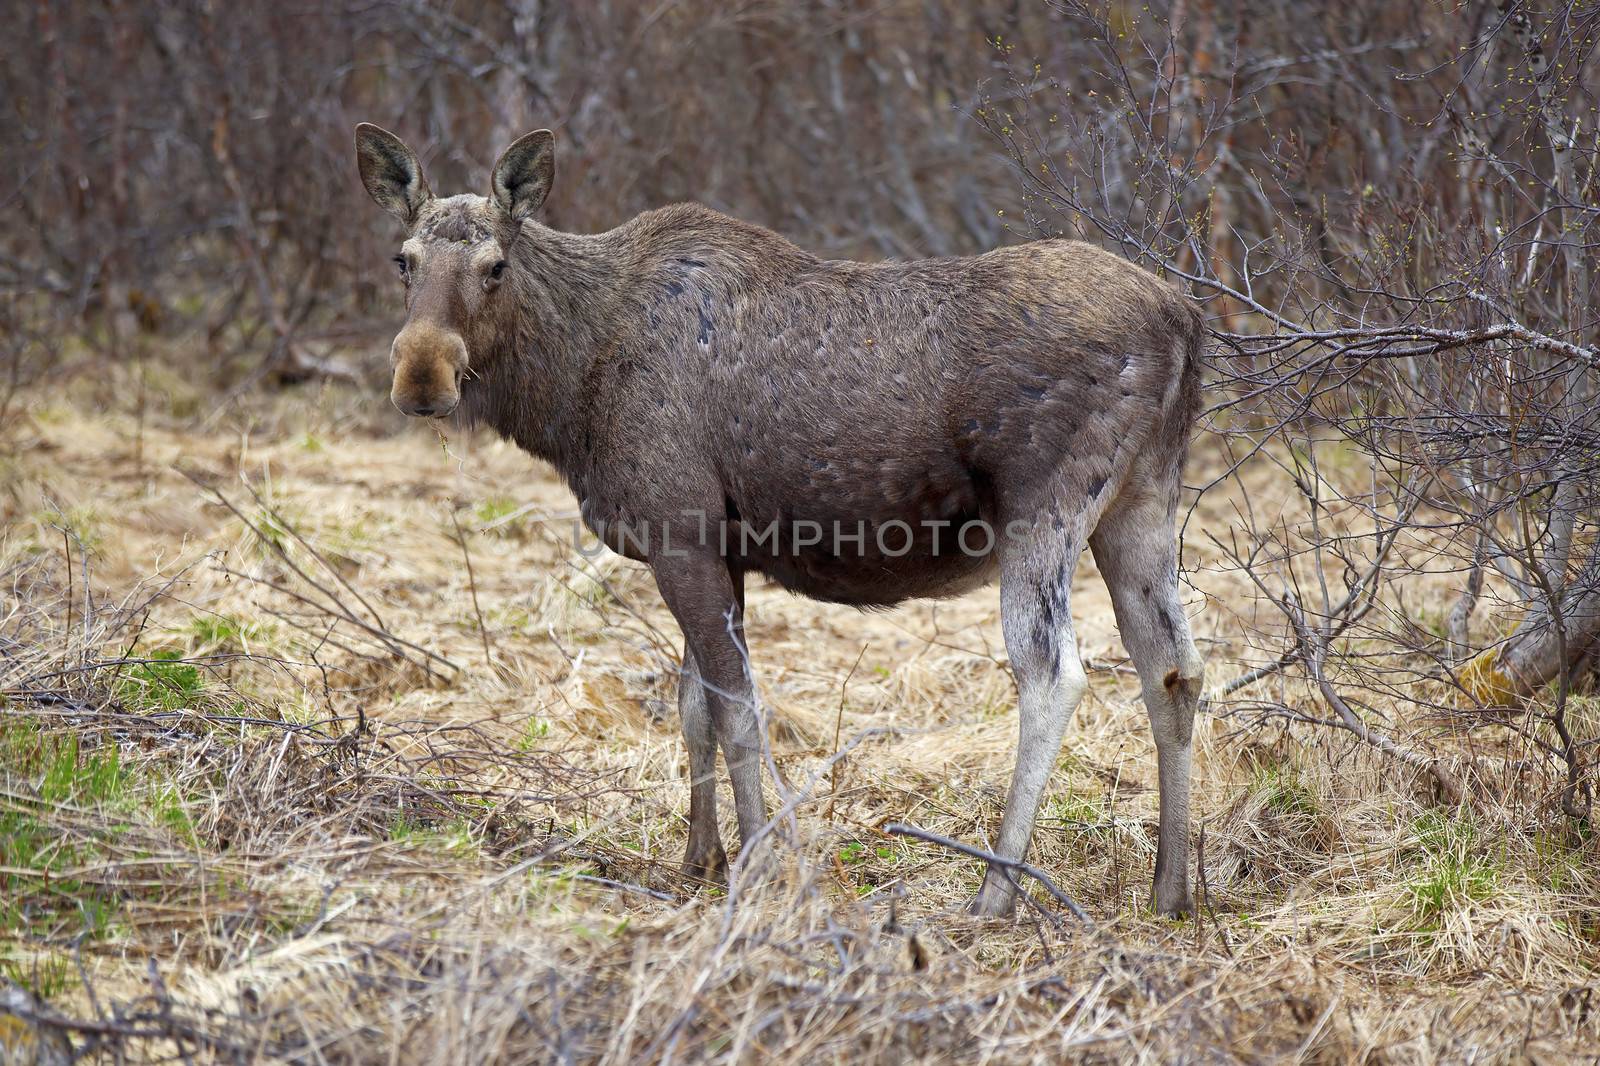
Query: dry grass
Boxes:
[{"xmin": 1, "ymin": 367, "xmax": 1597, "ymax": 1063}]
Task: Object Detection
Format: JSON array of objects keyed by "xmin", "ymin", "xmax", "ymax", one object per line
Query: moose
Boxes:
[{"xmin": 355, "ymin": 124, "xmax": 1206, "ymax": 917}]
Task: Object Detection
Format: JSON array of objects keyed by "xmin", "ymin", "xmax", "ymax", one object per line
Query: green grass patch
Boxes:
[
  {"xmin": 1049, "ymin": 791, "xmax": 1110, "ymax": 831},
  {"xmin": 0, "ymin": 720, "xmax": 129, "ymax": 941},
  {"xmin": 153, "ymin": 782, "xmax": 198, "ymax": 844},
  {"xmin": 1250, "ymin": 763, "xmax": 1320, "ymax": 819},
  {"xmin": 836, "ymin": 840, "xmax": 897, "ymax": 866},
  {"xmin": 387, "ymin": 814, "xmax": 483, "ymax": 859},
  {"xmin": 253, "ymin": 508, "xmax": 293, "ymax": 554},
  {"xmin": 515, "ymin": 717, "xmax": 552, "ymax": 751},
  {"xmin": 1532, "ymin": 825, "xmax": 1591, "ymax": 894},
  {"xmin": 836, "ymin": 839, "xmax": 899, "ymax": 895},
  {"xmin": 115, "ymin": 649, "xmax": 204, "ymax": 712},
  {"xmin": 187, "ymin": 613, "xmax": 272, "ymax": 652},
  {"xmin": 474, "ymin": 495, "xmax": 527, "ymax": 536},
  {"xmin": 489, "ymin": 605, "xmax": 538, "ymax": 634},
  {"xmin": 1405, "ymin": 812, "xmax": 1499, "ymax": 926},
  {"xmin": 0, "ymin": 949, "xmax": 75, "ymax": 999}
]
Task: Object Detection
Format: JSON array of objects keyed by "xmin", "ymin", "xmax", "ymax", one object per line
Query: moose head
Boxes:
[{"xmin": 354, "ymin": 123, "xmax": 554, "ymax": 418}]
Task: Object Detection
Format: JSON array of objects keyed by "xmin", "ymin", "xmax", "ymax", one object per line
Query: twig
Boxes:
[
  {"xmin": 1209, "ymin": 490, "xmax": 1418, "ymax": 700},
  {"xmin": 451, "ymin": 510, "xmax": 496, "ymax": 671},
  {"xmin": 184, "ymin": 471, "xmax": 456, "ymax": 676},
  {"xmin": 1197, "ymin": 821, "xmax": 1232, "ymax": 958},
  {"xmin": 60, "ymin": 528, "xmax": 73, "ymax": 665},
  {"xmin": 1, "ymin": 990, "xmax": 284, "ymax": 1060},
  {"xmin": 1281, "ymin": 593, "xmax": 1465, "ymax": 804},
  {"xmin": 570, "ymin": 873, "xmax": 678, "ymax": 902},
  {"xmin": 238, "ymin": 477, "xmax": 389, "ymax": 631},
  {"xmin": 827, "ymin": 643, "xmax": 869, "ymax": 823},
  {"xmin": 882, "ymin": 822, "xmax": 1093, "ymax": 926}
]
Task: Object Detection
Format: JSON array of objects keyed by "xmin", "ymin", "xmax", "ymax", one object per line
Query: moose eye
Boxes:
[
  {"xmin": 489, "ymin": 260, "xmax": 508, "ymax": 280},
  {"xmin": 392, "ymin": 255, "xmax": 409, "ymax": 279}
]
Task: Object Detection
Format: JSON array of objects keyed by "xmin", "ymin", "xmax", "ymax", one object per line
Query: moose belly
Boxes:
[
  {"xmin": 719, "ymin": 459, "xmax": 1005, "ymax": 608},
  {"xmin": 742, "ymin": 528, "xmax": 1001, "ymax": 608}
]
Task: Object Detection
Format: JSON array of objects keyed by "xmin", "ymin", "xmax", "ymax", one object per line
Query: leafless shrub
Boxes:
[
  {"xmin": 0, "ymin": 1, "xmax": 1087, "ymax": 392},
  {"xmin": 971, "ymin": 1, "xmax": 1598, "ymax": 814}
]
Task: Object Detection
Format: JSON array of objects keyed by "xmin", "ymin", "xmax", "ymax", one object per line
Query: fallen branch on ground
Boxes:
[{"xmin": 883, "ymin": 822, "xmax": 1093, "ymax": 926}]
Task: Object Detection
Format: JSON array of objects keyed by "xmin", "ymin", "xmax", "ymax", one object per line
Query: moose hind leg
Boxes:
[
  {"xmin": 678, "ymin": 645, "xmax": 727, "ymax": 882},
  {"xmin": 970, "ymin": 516, "xmax": 1089, "ymax": 917},
  {"xmin": 1090, "ymin": 498, "xmax": 1205, "ymax": 917}
]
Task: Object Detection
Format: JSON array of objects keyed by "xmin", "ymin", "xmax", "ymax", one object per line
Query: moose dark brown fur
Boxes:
[{"xmin": 355, "ymin": 123, "xmax": 1207, "ymax": 917}]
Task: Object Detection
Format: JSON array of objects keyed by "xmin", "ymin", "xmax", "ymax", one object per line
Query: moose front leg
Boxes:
[{"xmin": 653, "ymin": 550, "xmax": 768, "ymax": 871}]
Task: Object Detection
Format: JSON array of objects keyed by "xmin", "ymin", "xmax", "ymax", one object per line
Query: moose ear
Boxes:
[
  {"xmin": 355, "ymin": 123, "xmax": 431, "ymax": 224},
  {"xmin": 490, "ymin": 129, "xmax": 555, "ymax": 222}
]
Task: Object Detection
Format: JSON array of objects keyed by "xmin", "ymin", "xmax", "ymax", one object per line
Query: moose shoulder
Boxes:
[{"xmin": 355, "ymin": 123, "xmax": 1206, "ymax": 918}]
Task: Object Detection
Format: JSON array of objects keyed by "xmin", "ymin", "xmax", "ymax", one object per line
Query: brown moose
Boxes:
[{"xmin": 355, "ymin": 123, "xmax": 1206, "ymax": 917}]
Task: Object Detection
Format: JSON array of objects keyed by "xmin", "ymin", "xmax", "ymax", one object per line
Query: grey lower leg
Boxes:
[
  {"xmin": 971, "ymin": 530, "xmax": 1088, "ymax": 917},
  {"xmin": 1150, "ymin": 682, "xmax": 1199, "ymax": 915},
  {"xmin": 710, "ymin": 676, "xmax": 767, "ymax": 847},
  {"xmin": 678, "ymin": 645, "xmax": 726, "ymax": 881},
  {"xmin": 1091, "ymin": 504, "xmax": 1204, "ymax": 917},
  {"xmin": 706, "ymin": 579, "xmax": 766, "ymax": 847},
  {"xmin": 653, "ymin": 553, "xmax": 768, "ymax": 860}
]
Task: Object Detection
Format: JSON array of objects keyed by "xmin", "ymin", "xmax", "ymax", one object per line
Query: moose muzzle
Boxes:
[{"xmin": 389, "ymin": 320, "xmax": 468, "ymax": 418}]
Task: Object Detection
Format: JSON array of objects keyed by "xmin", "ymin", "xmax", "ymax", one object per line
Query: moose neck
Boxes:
[{"xmin": 462, "ymin": 219, "xmax": 622, "ymax": 471}]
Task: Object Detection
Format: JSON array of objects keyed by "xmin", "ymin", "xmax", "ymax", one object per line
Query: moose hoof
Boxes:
[
  {"xmin": 681, "ymin": 840, "xmax": 728, "ymax": 886},
  {"xmin": 1153, "ymin": 883, "xmax": 1194, "ymax": 919}
]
